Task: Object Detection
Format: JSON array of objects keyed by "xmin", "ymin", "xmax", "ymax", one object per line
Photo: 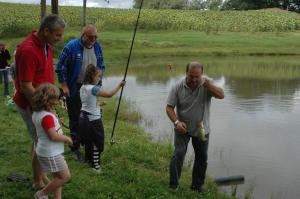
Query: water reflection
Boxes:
[
  {"xmin": 103, "ymin": 56, "xmax": 300, "ymax": 199},
  {"xmin": 229, "ymin": 78, "xmax": 300, "ymax": 99},
  {"xmin": 227, "ymin": 77, "xmax": 300, "ymax": 114}
]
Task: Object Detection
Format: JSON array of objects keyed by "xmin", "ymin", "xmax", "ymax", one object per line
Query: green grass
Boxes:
[
  {"xmin": 0, "ymin": 89, "xmax": 233, "ymax": 199},
  {"xmin": 68, "ymin": 30, "xmax": 300, "ymax": 59},
  {"xmin": 3, "ymin": 30, "xmax": 300, "ymax": 65}
]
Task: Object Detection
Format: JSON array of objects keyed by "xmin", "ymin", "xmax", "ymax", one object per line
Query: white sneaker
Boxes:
[
  {"xmin": 34, "ymin": 191, "xmax": 48, "ymax": 199},
  {"xmin": 92, "ymin": 167, "xmax": 101, "ymax": 174}
]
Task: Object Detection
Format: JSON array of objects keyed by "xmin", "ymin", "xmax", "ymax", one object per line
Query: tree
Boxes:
[
  {"xmin": 222, "ymin": 0, "xmax": 300, "ymax": 12},
  {"xmin": 207, "ymin": 0, "xmax": 223, "ymax": 10},
  {"xmin": 222, "ymin": 0, "xmax": 257, "ymax": 10},
  {"xmin": 188, "ymin": 0, "xmax": 208, "ymax": 10},
  {"xmin": 51, "ymin": 0, "xmax": 59, "ymax": 15},
  {"xmin": 40, "ymin": 0, "xmax": 46, "ymax": 20},
  {"xmin": 83, "ymin": 0, "xmax": 87, "ymax": 26}
]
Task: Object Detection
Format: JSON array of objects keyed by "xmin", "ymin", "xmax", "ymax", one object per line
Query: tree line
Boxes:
[{"xmin": 133, "ymin": 0, "xmax": 300, "ymax": 12}]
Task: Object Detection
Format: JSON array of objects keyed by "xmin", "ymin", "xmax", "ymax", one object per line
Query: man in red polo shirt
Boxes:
[{"xmin": 13, "ymin": 14, "xmax": 65, "ymax": 190}]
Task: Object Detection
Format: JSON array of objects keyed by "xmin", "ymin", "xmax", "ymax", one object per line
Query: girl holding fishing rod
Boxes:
[{"xmin": 79, "ymin": 64, "xmax": 126, "ymax": 172}]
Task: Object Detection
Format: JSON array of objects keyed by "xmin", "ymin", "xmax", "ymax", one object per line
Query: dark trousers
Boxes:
[
  {"xmin": 78, "ymin": 112, "xmax": 104, "ymax": 168},
  {"xmin": 66, "ymin": 92, "xmax": 82, "ymax": 151},
  {"xmin": 0, "ymin": 70, "xmax": 9, "ymax": 96},
  {"xmin": 169, "ymin": 132, "xmax": 209, "ymax": 188}
]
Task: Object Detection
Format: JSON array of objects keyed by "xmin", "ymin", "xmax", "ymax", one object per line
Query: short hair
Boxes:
[
  {"xmin": 82, "ymin": 24, "xmax": 97, "ymax": 34},
  {"xmin": 83, "ymin": 64, "xmax": 100, "ymax": 84},
  {"xmin": 32, "ymin": 83, "xmax": 60, "ymax": 112},
  {"xmin": 39, "ymin": 14, "xmax": 66, "ymax": 32},
  {"xmin": 186, "ymin": 62, "xmax": 203, "ymax": 73}
]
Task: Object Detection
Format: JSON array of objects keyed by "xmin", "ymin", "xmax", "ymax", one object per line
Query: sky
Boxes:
[{"xmin": 0, "ymin": 0, "xmax": 133, "ymax": 8}]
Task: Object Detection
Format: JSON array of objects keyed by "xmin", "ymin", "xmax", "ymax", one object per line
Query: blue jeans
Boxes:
[
  {"xmin": 0, "ymin": 70, "xmax": 9, "ymax": 96},
  {"xmin": 169, "ymin": 131, "xmax": 209, "ymax": 188},
  {"xmin": 66, "ymin": 86, "xmax": 82, "ymax": 151}
]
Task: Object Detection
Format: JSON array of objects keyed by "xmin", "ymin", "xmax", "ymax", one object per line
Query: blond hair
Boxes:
[{"xmin": 32, "ymin": 83, "xmax": 60, "ymax": 112}]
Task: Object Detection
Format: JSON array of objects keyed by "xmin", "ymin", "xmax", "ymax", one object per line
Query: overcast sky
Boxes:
[{"xmin": 0, "ymin": 0, "xmax": 133, "ymax": 8}]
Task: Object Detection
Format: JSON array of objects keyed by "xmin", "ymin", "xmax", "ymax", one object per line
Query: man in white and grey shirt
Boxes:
[
  {"xmin": 56, "ymin": 25, "xmax": 105, "ymax": 161},
  {"xmin": 166, "ymin": 61, "xmax": 224, "ymax": 193}
]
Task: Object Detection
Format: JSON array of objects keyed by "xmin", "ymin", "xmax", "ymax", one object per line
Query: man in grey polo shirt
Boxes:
[{"xmin": 166, "ymin": 61, "xmax": 224, "ymax": 192}]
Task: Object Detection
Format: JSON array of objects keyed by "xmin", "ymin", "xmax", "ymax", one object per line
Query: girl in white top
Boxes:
[
  {"xmin": 79, "ymin": 64, "xmax": 125, "ymax": 172},
  {"xmin": 32, "ymin": 83, "xmax": 73, "ymax": 199}
]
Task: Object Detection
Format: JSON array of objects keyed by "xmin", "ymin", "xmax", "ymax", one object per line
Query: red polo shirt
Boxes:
[{"xmin": 13, "ymin": 30, "xmax": 54, "ymax": 109}]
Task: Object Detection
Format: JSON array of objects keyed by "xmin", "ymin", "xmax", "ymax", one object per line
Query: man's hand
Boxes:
[
  {"xmin": 61, "ymin": 82, "xmax": 70, "ymax": 97},
  {"xmin": 201, "ymin": 77, "xmax": 210, "ymax": 87},
  {"xmin": 201, "ymin": 77, "xmax": 224, "ymax": 99},
  {"xmin": 175, "ymin": 121, "xmax": 188, "ymax": 134}
]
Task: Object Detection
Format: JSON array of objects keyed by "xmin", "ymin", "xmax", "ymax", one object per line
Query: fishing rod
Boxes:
[{"xmin": 110, "ymin": 0, "xmax": 144, "ymax": 145}]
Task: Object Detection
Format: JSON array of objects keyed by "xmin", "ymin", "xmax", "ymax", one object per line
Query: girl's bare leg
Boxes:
[{"xmin": 37, "ymin": 169, "xmax": 70, "ymax": 198}]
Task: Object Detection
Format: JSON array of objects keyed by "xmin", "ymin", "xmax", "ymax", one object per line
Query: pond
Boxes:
[{"xmin": 103, "ymin": 56, "xmax": 300, "ymax": 199}]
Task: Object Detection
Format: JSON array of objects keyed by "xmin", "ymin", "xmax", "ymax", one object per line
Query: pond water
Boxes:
[{"xmin": 103, "ymin": 56, "xmax": 300, "ymax": 199}]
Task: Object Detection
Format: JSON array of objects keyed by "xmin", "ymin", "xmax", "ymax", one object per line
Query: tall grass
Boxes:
[{"xmin": 1, "ymin": 2, "xmax": 300, "ymax": 38}]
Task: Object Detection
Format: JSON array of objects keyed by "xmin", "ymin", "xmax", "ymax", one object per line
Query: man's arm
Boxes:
[
  {"xmin": 96, "ymin": 43, "xmax": 105, "ymax": 87},
  {"xmin": 203, "ymin": 78, "xmax": 224, "ymax": 99},
  {"xmin": 166, "ymin": 104, "xmax": 187, "ymax": 134},
  {"xmin": 166, "ymin": 105, "xmax": 177, "ymax": 124},
  {"xmin": 56, "ymin": 45, "xmax": 71, "ymax": 96},
  {"xmin": 60, "ymin": 82, "xmax": 70, "ymax": 97},
  {"xmin": 20, "ymin": 81, "xmax": 35, "ymax": 106}
]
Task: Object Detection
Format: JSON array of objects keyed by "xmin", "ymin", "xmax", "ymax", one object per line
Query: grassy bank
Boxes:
[
  {"xmin": 0, "ymin": 87, "xmax": 233, "ymax": 199},
  {"xmin": 2, "ymin": 30, "xmax": 300, "ymax": 64}
]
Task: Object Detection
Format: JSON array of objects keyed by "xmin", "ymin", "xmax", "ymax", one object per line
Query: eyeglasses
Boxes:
[{"xmin": 85, "ymin": 34, "xmax": 97, "ymax": 40}]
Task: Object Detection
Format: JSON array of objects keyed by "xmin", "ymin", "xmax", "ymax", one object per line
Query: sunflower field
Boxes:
[{"xmin": 1, "ymin": 2, "xmax": 300, "ymax": 37}]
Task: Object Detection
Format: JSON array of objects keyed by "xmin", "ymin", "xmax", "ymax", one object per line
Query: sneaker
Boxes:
[
  {"xmin": 168, "ymin": 185, "xmax": 178, "ymax": 192},
  {"xmin": 5, "ymin": 98, "xmax": 14, "ymax": 106},
  {"xmin": 92, "ymin": 167, "xmax": 101, "ymax": 174},
  {"xmin": 190, "ymin": 185, "xmax": 206, "ymax": 193},
  {"xmin": 34, "ymin": 191, "xmax": 48, "ymax": 199},
  {"xmin": 72, "ymin": 150, "xmax": 84, "ymax": 162}
]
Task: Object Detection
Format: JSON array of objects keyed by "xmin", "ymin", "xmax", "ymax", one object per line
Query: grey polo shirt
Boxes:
[{"xmin": 167, "ymin": 78, "xmax": 212, "ymax": 137}]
